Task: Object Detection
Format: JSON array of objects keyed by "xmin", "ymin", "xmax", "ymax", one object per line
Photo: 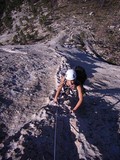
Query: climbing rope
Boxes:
[
  {"xmin": 53, "ymin": 104, "xmax": 58, "ymax": 160},
  {"xmin": 53, "ymin": 101, "xmax": 80, "ymax": 160}
]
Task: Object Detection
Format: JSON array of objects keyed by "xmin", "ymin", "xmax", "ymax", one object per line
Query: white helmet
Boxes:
[{"xmin": 65, "ymin": 69, "xmax": 76, "ymax": 80}]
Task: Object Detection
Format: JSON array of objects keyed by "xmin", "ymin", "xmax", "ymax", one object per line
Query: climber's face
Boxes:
[{"xmin": 67, "ymin": 80, "xmax": 75, "ymax": 89}]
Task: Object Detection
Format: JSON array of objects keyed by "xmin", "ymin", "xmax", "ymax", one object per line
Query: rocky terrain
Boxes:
[
  {"xmin": 0, "ymin": 0, "xmax": 120, "ymax": 160},
  {"xmin": 0, "ymin": 33, "xmax": 120, "ymax": 159},
  {"xmin": 0, "ymin": 0, "xmax": 120, "ymax": 65}
]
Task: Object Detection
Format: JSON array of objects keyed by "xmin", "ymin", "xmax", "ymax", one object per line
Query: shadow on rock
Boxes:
[{"xmin": 75, "ymin": 89, "xmax": 120, "ymax": 160}]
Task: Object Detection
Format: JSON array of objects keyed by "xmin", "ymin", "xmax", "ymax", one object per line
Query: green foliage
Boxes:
[
  {"xmin": 39, "ymin": 15, "xmax": 48, "ymax": 25},
  {"xmin": 13, "ymin": 23, "xmax": 42, "ymax": 44},
  {"xmin": 30, "ymin": 4, "xmax": 38, "ymax": 17},
  {"xmin": 41, "ymin": 0, "xmax": 51, "ymax": 5},
  {"xmin": 12, "ymin": 34, "xmax": 18, "ymax": 43},
  {"xmin": 2, "ymin": 14, "xmax": 13, "ymax": 29},
  {"xmin": 107, "ymin": 57, "xmax": 117, "ymax": 65},
  {"xmin": 1, "ymin": 0, "xmax": 23, "ymax": 30},
  {"xmin": 6, "ymin": 0, "xmax": 23, "ymax": 11},
  {"xmin": 0, "ymin": 0, "xmax": 6, "ymax": 16}
]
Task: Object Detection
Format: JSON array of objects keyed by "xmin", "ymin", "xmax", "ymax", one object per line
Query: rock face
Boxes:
[
  {"xmin": 0, "ymin": 44, "xmax": 61, "ymax": 136},
  {"xmin": 0, "ymin": 33, "xmax": 120, "ymax": 159},
  {"xmin": 0, "ymin": 1, "xmax": 120, "ymax": 159},
  {"xmin": 0, "ymin": 0, "xmax": 120, "ymax": 65}
]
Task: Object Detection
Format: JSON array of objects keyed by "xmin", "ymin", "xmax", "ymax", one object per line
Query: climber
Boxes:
[{"xmin": 54, "ymin": 69, "xmax": 83, "ymax": 112}]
